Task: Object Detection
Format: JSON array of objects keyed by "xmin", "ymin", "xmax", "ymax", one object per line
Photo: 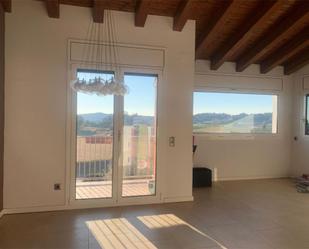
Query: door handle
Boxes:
[{"xmin": 118, "ymin": 130, "xmax": 121, "ymax": 142}]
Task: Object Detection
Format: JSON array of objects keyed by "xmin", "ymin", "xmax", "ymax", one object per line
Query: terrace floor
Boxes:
[
  {"xmin": 1, "ymin": 179, "xmax": 309, "ymax": 249},
  {"xmin": 76, "ymin": 180, "xmax": 152, "ymax": 199}
]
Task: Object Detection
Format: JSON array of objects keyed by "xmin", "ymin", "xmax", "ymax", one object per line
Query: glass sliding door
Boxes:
[
  {"xmin": 122, "ymin": 73, "xmax": 157, "ymax": 197},
  {"xmin": 72, "ymin": 69, "xmax": 159, "ymax": 204},
  {"xmin": 75, "ymin": 69, "xmax": 115, "ymax": 200}
]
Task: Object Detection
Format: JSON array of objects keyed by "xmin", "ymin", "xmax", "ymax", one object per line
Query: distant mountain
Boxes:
[
  {"xmin": 124, "ymin": 114, "xmax": 154, "ymax": 126},
  {"xmin": 80, "ymin": 112, "xmax": 272, "ymax": 127},
  {"xmin": 193, "ymin": 113, "xmax": 272, "ymax": 125},
  {"xmin": 193, "ymin": 113, "xmax": 247, "ymax": 124},
  {"xmin": 79, "ymin": 113, "xmax": 111, "ymax": 123},
  {"xmin": 79, "ymin": 112, "xmax": 154, "ymax": 126},
  {"xmin": 253, "ymin": 113, "xmax": 272, "ymax": 126}
]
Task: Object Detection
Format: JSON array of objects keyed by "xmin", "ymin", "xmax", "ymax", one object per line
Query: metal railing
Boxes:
[
  {"xmin": 76, "ymin": 160, "xmax": 112, "ymax": 179},
  {"xmin": 76, "ymin": 134, "xmax": 156, "ymax": 182}
]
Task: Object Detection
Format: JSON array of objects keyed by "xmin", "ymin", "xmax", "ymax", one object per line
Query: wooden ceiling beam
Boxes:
[
  {"xmin": 261, "ymin": 29, "xmax": 309, "ymax": 74},
  {"xmin": 236, "ymin": 2, "xmax": 309, "ymax": 72},
  {"xmin": 93, "ymin": 0, "xmax": 105, "ymax": 23},
  {"xmin": 45, "ymin": 0, "xmax": 60, "ymax": 18},
  {"xmin": 284, "ymin": 48, "xmax": 309, "ymax": 75},
  {"xmin": 135, "ymin": 0, "xmax": 150, "ymax": 27},
  {"xmin": 196, "ymin": 0, "xmax": 238, "ymax": 57},
  {"xmin": 0, "ymin": 0, "xmax": 11, "ymax": 12},
  {"xmin": 210, "ymin": 0, "xmax": 284, "ymax": 71},
  {"xmin": 173, "ymin": 0, "xmax": 192, "ymax": 32}
]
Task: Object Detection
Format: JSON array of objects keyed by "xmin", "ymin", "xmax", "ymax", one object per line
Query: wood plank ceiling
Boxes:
[{"xmin": 2, "ymin": 0, "xmax": 309, "ymax": 74}]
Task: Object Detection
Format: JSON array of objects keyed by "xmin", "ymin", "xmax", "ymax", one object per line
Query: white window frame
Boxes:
[
  {"xmin": 193, "ymin": 87, "xmax": 280, "ymax": 140},
  {"xmin": 301, "ymin": 92, "xmax": 309, "ymax": 140},
  {"xmin": 305, "ymin": 94, "xmax": 309, "ymax": 136},
  {"xmin": 297, "ymin": 76, "xmax": 309, "ymax": 141},
  {"xmin": 66, "ymin": 63, "xmax": 163, "ymax": 208}
]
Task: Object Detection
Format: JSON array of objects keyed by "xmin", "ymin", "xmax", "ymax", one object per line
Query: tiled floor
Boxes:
[{"xmin": 1, "ymin": 178, "xmax": 309, "ymax": 249}]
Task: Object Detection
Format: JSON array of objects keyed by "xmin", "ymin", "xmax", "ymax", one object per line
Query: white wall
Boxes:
[
  {"xmin": 194, "ymin": 60, "xmax": 293, "ymax": 180},
  {"xmin": 5, "ymin": 0, "xmax": 307, "ymax": 213},
  {"xmin": 291, "ymin": 65, "xmax": 309, "ymax": 176},
  {"xmin": 4, "ymin": 1, "xmax": 195, "ymax": 210}
]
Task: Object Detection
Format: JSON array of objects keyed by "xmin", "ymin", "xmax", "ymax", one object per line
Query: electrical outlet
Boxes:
[
  {"xmin": 169, "ymin": 136, "xmax": 175, "ymax": 147},
  {"xmin": 54, "ymin": 183, "xmax": 61, "ymax": 191}
]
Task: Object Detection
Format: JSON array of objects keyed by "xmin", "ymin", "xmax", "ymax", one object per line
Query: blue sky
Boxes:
[
  {"xmin": 77, "ymin": 71, "xmax": 275, "ymax": 116},
  {"xmin": 77, "ymin": 72, "xmax": 156, "ymax": 115}
]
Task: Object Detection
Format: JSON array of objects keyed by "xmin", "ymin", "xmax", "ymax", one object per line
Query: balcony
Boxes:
[{"xmin": 75, "ymin": 135, "xmax": 156, "ymax": 199}]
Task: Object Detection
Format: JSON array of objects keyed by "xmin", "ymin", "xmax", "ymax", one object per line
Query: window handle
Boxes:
[{"xmin": 118, "ymin": 130, "xmax": 121, "ymax": 142}]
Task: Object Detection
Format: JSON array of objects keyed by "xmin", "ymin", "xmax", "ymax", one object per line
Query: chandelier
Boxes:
[{"xmin": 71, "ymin": 10, "xmax": 128, "ymax": 96}]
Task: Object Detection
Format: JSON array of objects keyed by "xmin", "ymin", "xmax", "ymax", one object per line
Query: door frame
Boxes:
[
  {"xmin": 66, "ymin": 63, "xmax": 162, "ymax": 208},
  {"xmin": 67, "ymin": 64, "xmax": 120, "ymax": 207},
  {"xmin": 117, "ymin": 67, "xmax": 162, "ymax": 205}
]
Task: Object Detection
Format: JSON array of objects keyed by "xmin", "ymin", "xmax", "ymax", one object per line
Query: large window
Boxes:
[
  {"xmin": 193, "ymin": 92, "xmax": 278, "ymax": 134},
  {"xmin": 305, "ymin": 94, "xmax": 309, "ymax": 135}
]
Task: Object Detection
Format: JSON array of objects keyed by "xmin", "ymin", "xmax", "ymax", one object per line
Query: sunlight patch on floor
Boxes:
[
  {"xmin": 86, "ymin": 218, "xmax": 157, "ymax": 249},
  {"xmin": 138, "ymin": 214, "xmax": 228, "ymax": 249}
]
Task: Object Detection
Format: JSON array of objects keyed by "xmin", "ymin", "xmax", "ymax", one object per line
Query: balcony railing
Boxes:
[{"xmin": 75, "ymin": 135, "xmax": 156, "ymax": 199}]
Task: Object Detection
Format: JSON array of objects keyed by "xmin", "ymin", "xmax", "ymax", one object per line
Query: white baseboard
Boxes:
[
  {"xmin": 2, "ymin": 205, "xmax": 68, "ymax": 215},
  {"xmin": 216, "ymin": 175, "xmax": 289, "ymax": 181},
  {"xmin": 2, "ymin": 176, "xmax": 289, "ymax": 216},
  {"xmin": 2, "ymin": 197, "xmax": 178, "ymax": 216},
  {"xmin": 163, "ymin": 195, "xmax": 194, "ymax": 203}
]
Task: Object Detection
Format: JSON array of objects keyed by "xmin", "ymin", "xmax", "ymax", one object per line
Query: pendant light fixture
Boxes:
[{"xmin": 71, "ymin": 10, "xmax": 128, "ymax": 96}]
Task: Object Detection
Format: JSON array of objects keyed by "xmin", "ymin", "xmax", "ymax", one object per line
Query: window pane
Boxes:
[
  {"xmin": 306, "ymin": 95, "xmax": 309, "ymax": 135},
  {"xmin": 193, "ymin": 92, "xmax": 278, "ymax": 134},
  {"xmin": 122, "ymin": 74, "xmax": 157, "ymax": 197},
  {"xmin": 76, "ymin": 70, "xmax": 114, "ymax": 199}
]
